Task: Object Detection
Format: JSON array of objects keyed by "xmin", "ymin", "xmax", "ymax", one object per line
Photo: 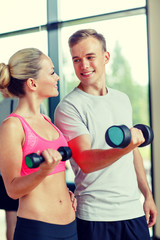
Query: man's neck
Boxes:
[{"xmin": 78, "ymin": 83, "xmax": 108, "ymax": 96}]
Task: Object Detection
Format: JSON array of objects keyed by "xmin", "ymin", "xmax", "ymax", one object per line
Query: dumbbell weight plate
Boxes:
[
  {"xmin": 25, "ymin": 153, "xmax": 44, "ymax": 168},
  {"xmin": 134, "ymin": 124, "xmax": 154, "ymax": 147},
  {"xmin": 105, "ymin": 125, "xmax": 131, "ymax": 148},
  {"xmin": 58, "ymin": 146, "xmax": 72, "ymax": 161}
]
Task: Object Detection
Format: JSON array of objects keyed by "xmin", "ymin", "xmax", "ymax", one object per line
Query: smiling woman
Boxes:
[
  {"xmin": 35, "ymin": 55, "xmax": 60, "ymax": 99},
  {"xmin": 0, "ymin": 48, "xmax": 78, "ymax": 240}
]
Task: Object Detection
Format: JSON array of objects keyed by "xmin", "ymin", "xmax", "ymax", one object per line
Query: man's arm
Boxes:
[
  {"xmin": 68, "ymin": 128, "xmax": 145, "ymax": 173},
  {"xmin": 133, "ymin": 148, "xmax": 158, "ymax": 227}
]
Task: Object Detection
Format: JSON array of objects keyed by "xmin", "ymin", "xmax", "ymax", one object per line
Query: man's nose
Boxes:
[{"xmin": 81, "ymin": 59, "xmax": 89, "ymax": 69}]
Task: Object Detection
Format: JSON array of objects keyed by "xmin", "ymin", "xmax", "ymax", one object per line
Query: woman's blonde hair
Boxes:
[{"xmin": 0, "ymin": 48, "xmax": 43, "ymax": 97}]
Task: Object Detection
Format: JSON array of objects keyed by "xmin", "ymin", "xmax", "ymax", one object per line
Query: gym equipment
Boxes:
[
  {"xmin": 105, "ymin": 124, "xmax": 154, "ymax": 148},
  {"xmin": 25, "ymin": 146, "xmax": 72, "ymax": 168}
]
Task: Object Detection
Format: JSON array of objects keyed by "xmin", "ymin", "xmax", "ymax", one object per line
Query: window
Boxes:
[
  {"xmin": 0, "ymin": 31, "xmax": 48, "ymax": 63},
  {"xmin": 0, "ymin": 1, "xmax": 154, "ymax": 237},
  {"xmin": 0, "ymin": 0, "xmax": 48, "ymax": 112},
  {"xmin": 59, "ymin": 0, "xmax": 146, "ymax": 20},
  {"xmin": 0, "ymin": 0, "xmax": 47, "ymax": 33},
  {"xmin": 60, "ymin": 14, "xmax": 149, "ymax": 100}
]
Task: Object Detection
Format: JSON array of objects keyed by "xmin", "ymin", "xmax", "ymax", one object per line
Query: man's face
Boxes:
[{"xmin": 70, "ymin": 36, "xmax": 110, "ymax": 88}]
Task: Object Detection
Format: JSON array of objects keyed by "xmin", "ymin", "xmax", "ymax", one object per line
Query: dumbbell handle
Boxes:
[{"xmin": 25, "ymin": 146, "xmax": 72, "ymax": 168}]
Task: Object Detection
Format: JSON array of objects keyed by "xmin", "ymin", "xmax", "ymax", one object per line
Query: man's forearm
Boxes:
[{"xmin": 133, "ymin": 148, "xmax": 152, "ymax": 198}]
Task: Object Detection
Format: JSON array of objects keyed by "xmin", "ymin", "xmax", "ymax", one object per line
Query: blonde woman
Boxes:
[{"xmin": 0, "ymin": 48, "xmax": 78, "ymax": 240}]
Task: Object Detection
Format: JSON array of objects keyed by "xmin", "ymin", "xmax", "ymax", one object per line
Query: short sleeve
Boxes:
[{"xmin": 54, "ymin": 101, "xmax": 89, "ymax": 142}]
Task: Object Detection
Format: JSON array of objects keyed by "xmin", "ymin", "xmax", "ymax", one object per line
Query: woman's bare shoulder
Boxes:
[{"xmin": 0, "ymin": 116, "xmax": 24, "ymax": 137}]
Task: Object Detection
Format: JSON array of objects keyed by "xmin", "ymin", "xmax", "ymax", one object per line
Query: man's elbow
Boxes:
[
  {"xmin": 74, "ymin": 152, "xmax": 94, "ymax": 174},
  {"xmin": 79, "ymin": 164, "xmax": 93, "ymax": 174}
]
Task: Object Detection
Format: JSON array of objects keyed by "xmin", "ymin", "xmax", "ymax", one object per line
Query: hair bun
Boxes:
[{"xmin": 0, "ymin": 63, "xmax": 10, "ymax": 89}]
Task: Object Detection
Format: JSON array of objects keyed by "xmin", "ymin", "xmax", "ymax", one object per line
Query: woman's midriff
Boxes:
[{"xmin": 17, "ymin": 172, "xmax": 76, "ymax": 224}]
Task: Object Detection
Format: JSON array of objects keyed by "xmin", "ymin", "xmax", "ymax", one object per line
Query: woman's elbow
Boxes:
[
  {"xmin": 7, "ymin": 191, "xmax": 19, "ymax": 200},
  {"xmin": 6, "ymin": 188, "xmax": 20, "ymax": 200}
]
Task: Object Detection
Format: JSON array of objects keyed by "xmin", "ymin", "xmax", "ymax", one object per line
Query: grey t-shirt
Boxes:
[{"xmin": 55, "ymin": 87, "xmax": 144, "ymax": 221}]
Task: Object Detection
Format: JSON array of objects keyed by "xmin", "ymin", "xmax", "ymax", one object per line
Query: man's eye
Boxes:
[
  {"xmin": 73, "ymin": 59, "xmax": 79, "ymax": 63},
  {"xmin": 88, "ymin": 56, "xmax": 94, "ymax": 60},
  {"xmin": 51, "ymin": 72, "xmax": 55, "ymax": 75}
]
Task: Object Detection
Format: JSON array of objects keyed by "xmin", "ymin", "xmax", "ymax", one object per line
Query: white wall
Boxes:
[{"xmin": 148, "ymin": 0, "xmax": 160, "ymax": 238}]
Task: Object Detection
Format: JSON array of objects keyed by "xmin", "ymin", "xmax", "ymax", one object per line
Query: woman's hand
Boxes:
[{"xmin": 39, "ymin": 149, "xmax": 62, "ymax": 173}]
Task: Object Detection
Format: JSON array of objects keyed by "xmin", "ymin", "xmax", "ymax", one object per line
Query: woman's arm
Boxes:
[{"xmin": 0, "ymin": 118, "xmax": 61, "ymax": 199}]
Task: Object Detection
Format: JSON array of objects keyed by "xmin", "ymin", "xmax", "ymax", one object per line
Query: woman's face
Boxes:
[{"xmin": 36, "ymin": 54, "xmax": 60, "ymax": 98}]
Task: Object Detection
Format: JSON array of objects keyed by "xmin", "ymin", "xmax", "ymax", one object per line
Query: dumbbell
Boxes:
[
  {"xmin": 105, "ymin": 124, "xmax": 154, "ymax": 148},
  {"xmin": 25, "ymin": 146, "xmax": 72, "ymax": 168}
]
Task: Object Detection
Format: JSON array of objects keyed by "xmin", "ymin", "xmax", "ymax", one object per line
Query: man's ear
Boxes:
[
  {"xmin": 26, "ymin": 78, "xmax": 37, "ymax": 91},
  {"xmin": 104, "ymin": 51, "xmax": 110, "ymax": 64}
]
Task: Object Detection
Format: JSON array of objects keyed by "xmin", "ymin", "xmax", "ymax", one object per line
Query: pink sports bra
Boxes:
[{"xmin": 8, "ymin": 113, "xmax": 67, "ymax": 176}]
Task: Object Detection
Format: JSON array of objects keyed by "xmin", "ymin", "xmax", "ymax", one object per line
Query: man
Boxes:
[{"xmin": 55, "ymin": 29, "xmax": 158, "ymax": 240}]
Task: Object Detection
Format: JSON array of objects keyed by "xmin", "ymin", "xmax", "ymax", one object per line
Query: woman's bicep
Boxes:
[{"xmin": 0, "ymin": 119, "xmax": 24, "ymax": 187}]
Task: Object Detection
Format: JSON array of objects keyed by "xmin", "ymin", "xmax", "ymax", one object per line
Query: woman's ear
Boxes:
[{"xmin": 26, "ymin": 78, "xmax": 37, "ymax": 91}]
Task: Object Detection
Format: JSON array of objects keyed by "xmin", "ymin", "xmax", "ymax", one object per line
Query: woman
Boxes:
[{"xmin": 0, "ymin": 48, "xmax": 77, "ymax": 240}]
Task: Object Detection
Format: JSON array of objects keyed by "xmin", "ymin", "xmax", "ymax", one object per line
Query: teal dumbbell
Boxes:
[
  {"xmin": 25, "ymin": 146, "xmax": 72, "ymax": 168},
  {"xmin": 105, "ymin": 124, "xmax": 154, "ymax": 148}
]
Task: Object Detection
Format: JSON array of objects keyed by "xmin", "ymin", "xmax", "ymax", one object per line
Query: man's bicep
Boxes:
[
  {"xmin": 55, "ymin": 104, "xmax": 89, "ymax": 141},
  {"xmin": 68, "ymin": 134, "xmax": 91, "ymax": 164}
]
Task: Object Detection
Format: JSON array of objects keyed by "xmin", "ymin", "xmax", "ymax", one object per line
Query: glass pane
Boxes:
[
  {"xmin": 59, "ymin": 14, "xmax": 151, "ymax": 187},
  {"xmin": 60, "ymin": 15, "xmax": 149, "ymax": 99},
  {"xmin": 0, "ymin": 30, "xmax": 49, "ymax": 113},
  {"xmin": 59, "ymin": 0, "xmax": 146, "ymax": 20},
  {"xmin": 0, "ymin": 30, "xmax": 48, "ymax": 63},
  {"xmin": 0, "ymin": 0, "xmax": 47, "ymax": 34}
]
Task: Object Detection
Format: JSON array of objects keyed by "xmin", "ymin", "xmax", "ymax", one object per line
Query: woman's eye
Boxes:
[{"xmin": 51, "ymin": 72, "xmax": 55, "ymax": 75}]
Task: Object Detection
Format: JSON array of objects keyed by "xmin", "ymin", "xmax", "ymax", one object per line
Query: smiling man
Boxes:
[{"xmin": 55, "ymin": 29, "xmax": 158, "ymax": 240}]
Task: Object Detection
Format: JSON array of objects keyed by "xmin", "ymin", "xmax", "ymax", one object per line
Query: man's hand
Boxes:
[
  {"xmin": 143, "ymin": 195, "xmax": 158, "ymax": 227},
  {"xmin": 69, "ymin": 189, "xmax": 77, "ymax": 212}
]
